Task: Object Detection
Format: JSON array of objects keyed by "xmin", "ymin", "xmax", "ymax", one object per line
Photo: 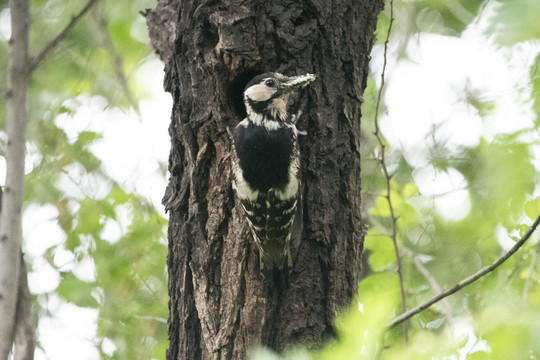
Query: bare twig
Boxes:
[
  {"xmin": 373, "ymin": 0, "xmax": 408, "ymax": 342},
  {"xmin": 388, "ymin": 214, "xmax": 540, "ymax": 329},
  {"xmin": 522, "ymin": 238, "xmax": 540, "ymax": 303},
  {"xmin": 0, "ymin": 0, "xmax": 29, "ymax": 356},
  {"xmin": 363, "ymin": 186, "xmax": 469, "ymax": 201},
  {"xmin": 373, "ymin": 1, "xmax": 393, "ymax": 132},
  {"xmin": 401, "ymin": 246, "xmax": 454, "ymax": 331},
  {"xmin": 28, "ymin": 0, "xmax": 99, "ymax": 73}
]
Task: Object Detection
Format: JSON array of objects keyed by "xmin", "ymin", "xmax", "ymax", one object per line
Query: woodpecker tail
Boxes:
[
  {"xmin": 257, "ymin": 238, "xmax": 292, "ymax": 270},
  {"xmin": 256, "ymin": 192, "xmax": 303, "ymax": 271}
]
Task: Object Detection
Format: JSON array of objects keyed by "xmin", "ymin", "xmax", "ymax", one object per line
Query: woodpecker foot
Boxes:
[
  {"xmin": 291, "ymin": 111, "xmax": 307, "ymax": 135},
  {"xmin": 290, "ymin": 110, "xmax": 302, "ymax": 124},
  {"xmin": 226, "ymin": 126, "xmax": 234, "ymax": 140}
]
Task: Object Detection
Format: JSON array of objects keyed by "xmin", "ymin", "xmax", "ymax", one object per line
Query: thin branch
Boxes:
[
  {"xmin": 28, "ymin": 0, "xmax": 99, "ymax": 73},
  {"xmin": 522, "ymin": 237, "xmax": 540, "ymax": 303},
  {"xmin": 372, "ymin": 0, "xmax": 394, "ymax": 134},
  {"xmin": 401, "ymin": 246, "xmax": 454, "ymax": 331},
  {"xmin": 388, "ymin": 213, "xmax": 540, "ymax": 329},
  {"xmin": 373, "ymin": 0, "xmax": 407, "ymax": 342}
]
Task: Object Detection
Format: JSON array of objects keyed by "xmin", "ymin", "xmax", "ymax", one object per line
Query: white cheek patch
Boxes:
[{"xmin": 244, "ymin": 83, "xmax": 275, "ymax": 102}]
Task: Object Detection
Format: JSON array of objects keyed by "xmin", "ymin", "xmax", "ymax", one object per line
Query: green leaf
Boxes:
[
  {"xmin": 397, "ymin": 203, "xmax": 419, "ymax": 229},
  {"xmin": 56, "ymin": 199, "xmax": 74, "ymax": 233},
  {"xmin": 109, "ymin": 186, "xmax": 132, "ymax": 205},
  {"xmin": 74, "ymin": 131, "xmax": 103, "ymax": 147},
  {"xmin": 488, "ymin": 0, "xmax": 540, "ymax": 45},
  {"xmin": 71, "ymin": 147, "xmax": 102, "ymax": 173},
  {"xmin": 402, "ymin": 183, "xmax": 419, "ymax": 200},
  {"xmin": 467, "ymin": 351, "xmax": 490, "ymax": 360},
  {"xmin": 370, "ymin": 196, "xmax": 391, "ymax": 218},
  {"xmin": 525, "ymin": 197, "xmax": 540, "ymax": 220},
  {"xmin": 77, "ymin": 198, "xmax": 116, "ymax": 235},
  {"xmin": 365, "ymin": 230, "xmax": 396, "ymax": 271},
  {"xmin": 65, "ymin": 233, "xmax": 81, "ymax": 252},
  {"xmin": 57, "ymin": 272, "xmax": 99, "ymax": 308},
  {"xmin": 414, "ymin": 0, "xmax": 486, "ymax": 35},
  {"xmin": 457, "ymin": 139, "xmax": 535, "ymax": 227},
  {"xmin": 318, "ymin": 273, "xmax": 399, "ymax": 360}
]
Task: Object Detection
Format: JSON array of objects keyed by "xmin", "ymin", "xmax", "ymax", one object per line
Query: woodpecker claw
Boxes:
[
  {"xmin": 290, "ymin": 110, "xmax": 302, "ymax": 124},
  {"xmin": 291, "ymin": 111, "xmax": 307, "ymax": 136},
  {"xmin": 226, "ymin": 126, "xmax": 234, "ymax": 140}
]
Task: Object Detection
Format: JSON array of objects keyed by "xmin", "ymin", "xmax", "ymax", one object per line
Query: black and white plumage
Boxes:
[{"xmin": 230, "ymin": 72, "xmax": 316, "ymax": 269}]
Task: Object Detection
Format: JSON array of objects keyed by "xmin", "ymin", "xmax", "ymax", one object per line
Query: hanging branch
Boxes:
[
  {"xmin": 372, "ymin": 0, "xmax": 408, "ymax": 342},
  {"xmin": 28, "ymin": 0, "xmax": 99, "ymax": 73},
  {"xmin": 0, "ymin": 0, "xmax": 29, "ymax": 358},
  {"xmin": 388, "ymin": 213, "xmax": 540, "ymax": 329}
]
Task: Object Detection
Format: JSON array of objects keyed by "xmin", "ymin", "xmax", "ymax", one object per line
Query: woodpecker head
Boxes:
[{"xmin": 243, "ymin": 72, "xmax": 316, "ymax": 122}]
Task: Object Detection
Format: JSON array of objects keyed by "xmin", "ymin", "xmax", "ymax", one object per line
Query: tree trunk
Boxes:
[
  {"xmin": 146, "ymin": 1, "xmax": 383, "ymax": 358},
  {"xmin": 0, "ymin": 0, "xmax": 29, "ymax": 358}
]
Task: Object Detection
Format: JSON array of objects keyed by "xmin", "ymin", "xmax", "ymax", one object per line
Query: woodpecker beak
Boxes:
[{"xmin": 280, "ymin": 73, "xmax": 317, "ymax": 93}]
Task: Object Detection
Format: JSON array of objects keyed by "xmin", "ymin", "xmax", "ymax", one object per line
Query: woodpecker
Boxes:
[{"xmin": 230, "ymin": 72, "xmax": 316, "ymax": 270}]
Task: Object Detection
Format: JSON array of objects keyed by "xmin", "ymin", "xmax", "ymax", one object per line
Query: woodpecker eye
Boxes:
[{"xmin": 265, "ymin": 79, "xmax": 277, "ymax": 88}]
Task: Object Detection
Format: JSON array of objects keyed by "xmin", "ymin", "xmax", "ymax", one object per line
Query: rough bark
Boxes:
[
  {"xmin": 14, "ymin": 253, "xmax": 34, "ymax": 360},
  {"xmin": 146, "ymin": 0, "xmax": 384, "ymax": 358},
  {"xmin": 0, "ymin": 0, "xmax": 29, "ymax": 358}
]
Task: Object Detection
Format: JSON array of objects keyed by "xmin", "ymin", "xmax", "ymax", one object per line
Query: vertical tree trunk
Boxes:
[
  {"xmin": 146, "ymin": 1, "xmax": 383, "ymax": 358},
  {"xmin": 0, "ymin": 0, "xmax": 29, "ymax": 358}
]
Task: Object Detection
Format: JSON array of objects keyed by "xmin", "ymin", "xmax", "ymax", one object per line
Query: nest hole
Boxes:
[{"xmin": 227, "ymin": 69, "xmax": 262, "ymax": 121}]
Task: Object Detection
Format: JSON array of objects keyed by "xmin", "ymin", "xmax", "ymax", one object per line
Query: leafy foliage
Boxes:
[{"xmin": 487, "ymin": 0, "xmax": 540, "ymax": 45}]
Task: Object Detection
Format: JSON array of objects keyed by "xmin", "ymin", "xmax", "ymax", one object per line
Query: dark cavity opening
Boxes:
[
  {"xmin": 228, "ymin": 69, "xmax": 262, "ymax": 121},
  {"xmin": 201, "ymin": 20, "xmax": 218, "ymax": 51}
]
